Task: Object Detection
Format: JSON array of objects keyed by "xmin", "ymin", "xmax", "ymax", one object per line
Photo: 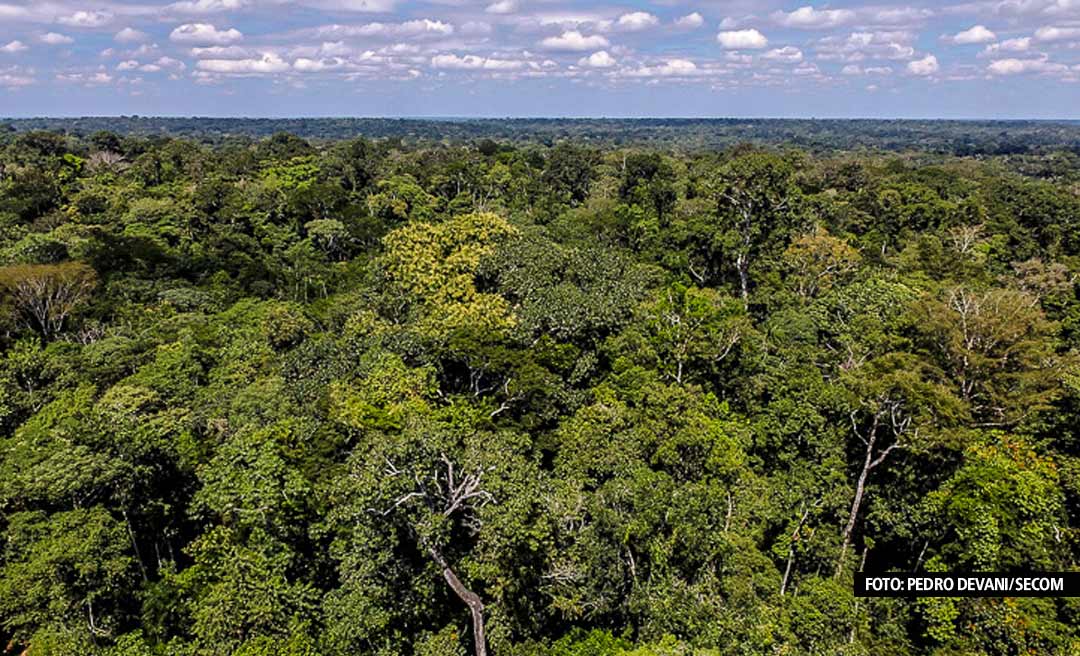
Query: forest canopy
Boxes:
[{"xmin": 1, "ymin": 126, "xmax": 1079, "ymax": 656}]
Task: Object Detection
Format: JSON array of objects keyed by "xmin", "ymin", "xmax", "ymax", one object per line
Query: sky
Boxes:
[{"xmin": 1, "ymin": 1, "xmax": 1080, "ymax": 118}]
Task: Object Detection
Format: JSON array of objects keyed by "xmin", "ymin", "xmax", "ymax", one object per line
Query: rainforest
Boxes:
[{"xmin": 1, "ymin": 125, "xmax": 1079, "ymax": 656}]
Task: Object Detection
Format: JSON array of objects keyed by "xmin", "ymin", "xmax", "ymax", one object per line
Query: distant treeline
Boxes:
[{"xmin": 5, "ymin": 117, "xmax": 1080, "ymax": 155}]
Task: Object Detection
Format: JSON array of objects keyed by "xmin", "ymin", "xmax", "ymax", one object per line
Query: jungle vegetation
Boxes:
[{"xmin": 1, "ymin": 127, "xmax": 1079, "ymax": 655}]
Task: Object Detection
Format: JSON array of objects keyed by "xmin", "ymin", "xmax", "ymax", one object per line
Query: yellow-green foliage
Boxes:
[{"xmin": 381, "ymin": 212, "xmax": 517, "ymax": 336}]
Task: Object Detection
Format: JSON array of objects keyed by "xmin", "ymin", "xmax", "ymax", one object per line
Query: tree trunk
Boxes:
[
  {"xmin": 737, "ymin": 252, "xmax": 750, "ymax": 304},
  {"xmin": 427, "ymin": 544, "xmax": 487, "ymax": 656},
  {"xmin": 836, "ymin": 425, "xmax": 876, "ymax": 579},
  {"xmin": 781, "ymin": 504, "xmax": 812, "ymax": 596}
]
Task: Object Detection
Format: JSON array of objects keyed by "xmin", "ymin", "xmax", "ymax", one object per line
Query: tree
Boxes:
[
  {"xmin": 912, "ymin": 286, "xmax": 1063, "ymax": 427},
  {"xmin": 618, "ymin": 152, "xmax": 677, "ymax": 227},
  {"xmin": 610, "ymin": 283, "xmax": 750, "ymax": 385},
  {"xmin": 380, "ymin": 212, "xmax": 517, "ymax": 338},
  {"xmin": 711, "ymin": 153, "xmax": 802, "ymax": 302},
  {"xmin": 833, "ymin": 353, "xmax": 963, "ymax": 578},
  {"xmin": 0, "ymin": 262, "xmax": 97, "ymax": 339},
  {"xmin": 782, "ymin": 228, "xmax": 862, "ymax": 300},
  {"xmin": 543, "ymin": 143, "xmax": 600, "ymax": 206}
]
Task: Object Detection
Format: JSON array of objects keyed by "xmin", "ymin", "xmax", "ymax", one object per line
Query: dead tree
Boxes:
[
  {"xmin": 835, "ymin": 395, "xmax": 917, "ymax": 578},
  {"xmin": 0, "ymin": 262, "xmax": 97, "ymax": 339},
  {"xmin": 378, "ymin": 454, "xmax": 494, "ymax": 656}
]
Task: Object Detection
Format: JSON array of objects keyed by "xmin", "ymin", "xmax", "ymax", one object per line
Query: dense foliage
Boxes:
[
  {"xmin": 7, "ymin": 118, "xmax": 1080, "ymax": 157},
  {"xmin": 1, "ymin": 128, "xmax": 1079, "ymax": 656}
]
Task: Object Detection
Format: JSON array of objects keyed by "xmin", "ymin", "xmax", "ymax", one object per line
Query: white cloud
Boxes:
[
  {"xmin": 117, "ymin": 60, "xmax": 140, "ymax": 70},
  {"xmin": 485, "ymin": 0, "xmax": 517, "ymax": 14},
  {"xmin": 197, "ymin": 52, "xmax": 290, "ymax": 73},
  {"xmin": 310, "ymin": 19, "xmax": 453, "ymax": 39},
  {"xmin": 58, "ymin": 11, "xmax": 113, "ymax": 28},
  {"xmin": 461, "ymin": 21, "xmax": 492, "ymax": 36},
  {"xmin": 293, "ymin": 56, "xmax": 347, "ymax": 72},
  {"xmin": 947, "ymin": 25, "xmax": 997, "ymax": 44},
  {"xmin": 717, "ymin": 29, "xmax": 768, "ymax": 49},
  {"xmin": 40, "ymin": 32, "xmax": 74, "ymax": 45},
  {"xmin": 865, "ymin": 7, "xmax": 933, "ymax": 26},
  {"xmin": 1, "ymin": 40, "xmax": 28, "ymax": 54},
  {"xmin": 156, "ymin": 56, "xmax": 186, "ymax": 70},
  {"xmin": 114, "ymin": 27, "xmax": 149, "ymax": 43},
  {"xmin": 0, "ymin": 68, "xmax": 33, "ymax": 87},
  {"xmin": 674, "ymin": 12, "xmax": 704, "ymax": 29},
  {"xmin": 988, "ymin": 56, "xmax": 1067, "ymax": 74},
  {"xmin": 539, "ymin": 30, "xmax": 610, "ymax": 51},
  {"xmin": 616, "ymin": 12, "xmax": 659, "ymax": 31},
  {"xmin": 190, "ymin": 45, "xmax": 254, "ymax": 58},
  {"xmin": 431, "ymin": 53, "xmax": 524, "ymax": 70},
  {"xmin": 170, "ymin": 23, "xmax": 244, "ymax": 45},
  {"xmin": 763, "ymin": 46, "xmax": 804, "ymax": 63},
  {"xmin": 56, "ymin": 71, "xmax": 114, "ymax": 85},
  {"xmin": 773, "ymin": 6, "xmax": 856, "ymax": 29},
  {"xmin": 842, "ymin": 64, "xmax": 893, "ymax": 75},
  {"xmin": 305, "ymin": 0, "xmax": 397, "ymax": 11},
  {"xmin": 355, "ymin": 19, "xmax": 453, "ymax": 37},
  {"xmin": 578, "ymin": 50, "xmax": 616, "ymax": 68},
  {"xmin": 169, "ymin": 0, "xmax": 247, "ymax": 14},
  {"xmin": 623, "ymin": 58, "xmax": 699, "ymax": 77},
  {"xmin": 817, "ymin": 31, "xmax": 915, "ymax": 61},
  {"xmin": 981, "ymin": 37, "xmax": 1031, "ymax": 56},
  {"xmin": 1034, "ymin": 25, "xmax": 1080, "ymax": 41},
  {"xmin": 906, "ymin": 54, "xmax": 939, "ymax": 75}
]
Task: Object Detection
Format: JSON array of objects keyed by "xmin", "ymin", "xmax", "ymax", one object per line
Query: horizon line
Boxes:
[{"xmin": 5, "ymin": 115, "xmax": 1080, "ymax": 123}]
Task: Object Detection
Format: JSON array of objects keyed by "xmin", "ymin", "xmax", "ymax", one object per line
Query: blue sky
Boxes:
[{"xmin": 1, "ymin": 0, "xmax": 1080, "ymax": 118}]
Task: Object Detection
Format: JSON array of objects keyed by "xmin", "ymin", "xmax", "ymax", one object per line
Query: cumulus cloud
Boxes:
[
  {"xmin": 170, "ymin": 23, "xmax": 244, "ymax": 45},
  {"xmin": 981, "ymin": 37, "xmax": 1031, "ymax": 56},
  {"xmin": 0, "ymin": 68, "xmax": 34, "ymax": 87},
  {"xmin": 190, "ymin": 45, "xmax": 256, "ymax": 58},
  {"xmin": 946, "ymin": 25, "xmax": 997, "ymax": 44},
  {"xmin": 773, "ymin": 6, "xmax": 855, "ymax": 29},
  {"xmin": 293, "ymin": 57, "xmax": 348, "ymax": 72},
  {"xmin": 431, "ymin": 53, "xmax": 524, "ymax": 70},
  {"xmin": 817, "ymin": 31, "xmax": 915, "ymax": 61},
  {"xmin": 842, "ymin": 64, "xmax": 893, "ymax": 75},
  {"xmin": 616, "ymin": 12, "xmax": 659, "ymax": 32},
  {"xmin": 906, "ymin": 54, "xmax": 939, "ymax": 75},
  {"xmin": 539, "ymin": 30, "xmax": 609, "ymax": 51},
  {"xmin": 865, "ymin": 7, "xmax": 933, "ymax": 26},
  {"xmin": 197, "ymin": 52, "xmax": 290, "ymax": 73},
  {"xmin": 717, "ymin": 29, "xmax": 768, "ymax": 49},
  {"xmin": 578, "ymin": 50, "xmax": 616, "ymax": 68},
  {"xmin": 56, "ymin": 71, "xmax": 114, "ymax": 85},
  {"xmin": 1, "ymin": 40, "xmax": 28, "ymax": 54},
  {"xmin": 988, "ymin": 56, "xmax": 1067, "ymax": 75},
  {"xmin": 1034, "ymin": 25, "xmax": 1080, "ymax": 41},
  {"xmin": 763, "ymin": 46, "xmax": 804, "ymax": 63},
  {"xmin": 58, "ymin": 11, "xmax": 113, "ymax": 28},
  {"xmin": 114, "ymin": 27, "xmax": 149, "ymax": 43},
  {"xmin": 294, "ymin": 0, "xmax": 396, "ymax": 11},
  {"xmin": 485, "ymin": 0, "xmax": 517, "ymax": 14},
  {"xmin": 309, "ymin": 19, "xmax": 453, "ymax": 39},
  {"xmin": 168, "ymin": 0, "xmax": 247, "ymax": 13},
  {"xmin": 674, "ymin": 13, "xmax": 704, "ymax": 29},
  {"xmin": 352, "ymin": 19, "xmax": 453, "ymax": 37},
  {"xmin": 461, "ymin": 21, "xmax": 492, "ymax": 36},
  {"xmin": 155, "ymin": 56, "xmax": 186, "ymax": 70},
  {"xmin": 623, "ymin": 58, "xmax": 699, "ymax": 77},
  {"xmin": 40, "ymin": 32, "xmax": 74, "ymax": 45}
]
